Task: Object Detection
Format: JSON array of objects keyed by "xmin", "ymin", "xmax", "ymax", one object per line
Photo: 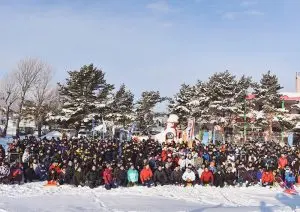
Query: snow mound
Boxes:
[{"xmin": 0, "ymin": 182, "xmax": 299, "ymax": 212}]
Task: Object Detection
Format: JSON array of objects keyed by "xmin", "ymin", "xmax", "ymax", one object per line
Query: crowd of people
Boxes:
[{"xmin": 0, "ymin": 135, "xmax": 299, "ymax": 191}]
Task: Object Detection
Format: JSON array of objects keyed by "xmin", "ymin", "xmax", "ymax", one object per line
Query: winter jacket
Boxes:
[
  {"xmin": 103, "ymin": 168, "xmax": 113, "ymax": 184},
  {"xmin": 203, "ymin": 153, "xmax": 210, "ymax": 162},
  {"xmin": 262, "ymin": 171, "xmax": 274, "ymax": 183},
  {"xmin": 49, "ymin": 164, "xmax": 62, "ymax": 174},
  {"xmin": 114, "ymin": 168, "xmax": 127, "ymax": 183},
  {"xmin": 140, "ymin": 168, "xmax": 153, "ymax": 183},
  {"xmin": 201, "ymin": 171, "xmax": 214, "ymax": 183},
  {"xmin": 149, "ymin": 159, "xmax": 157, "ymax": 170},
  {"xmin": 209, "ymin": 166, "xmax": 216, "ymax": 174},
  {"xmin": 86, "ymin": 170, "xmax": 99, "ymax": 183},
  {"xmin": 194, "ymin": 157, "xmax": 203, "ymax": 169},
  {"xmin": 165, "ymin": 167, "xmax": 173, "ymax": 181},
  {"xmin": 214, "ymin": 172, "xmax": 225, "ymax": 187},
  {"xmin": 227, "ymin": 155, "xmax": 235, "ymax": 162},
  {"xmin": 127, "ymin": 169, "xmax": 139, "ymax": 183},
  {"xmin": 154, "ymin": 170, "xmax": 168, "ymax": 184},
  {"xmin": 182, "ymin": 170, "xmax": 196, "ymax": 182},
  {"xmin": 278, "ymin": 157, "xmax": 288, "ymax": 169},
  {"xmin": 161, "ymin": 150, "xmax": 168, "ymax": 162},
  {"xmin": 198, "ymin": 168, "xmax": 204, "ymax": 178},
  {"xmin": 178, "ymin": 159, "xmax": 186, "ymax": 170},
  {"xmin": 237, "ymin": 167, "xmax": 250, "ymax": 181},
  {"xmin": 256, "ymin": 171, "xmax": 263, "ymax": 181},
  {"xmin": 35, "ymin": 164, "xmax": 48, "ymax": 180},
  {"xmin": 11, "ymin": 167, "xmax": 22, "ymax": 178},
  {"xmin": 285, "ymin": 172, "xmax": 296, "ymax": 184},
  {"xmin": 25, "ymin": 167, "xmax": 36, "ymax": 181},
  {"xmin": 171, "ymin": 170, "xmax": 182, "ymax": 184},
  {"xmin": 225, "ymin": 171, "xmax": 236, "ymax": 183},
  {"xmin": 72, "ymin": 170, "xmax": 84, "ymax": 186},
  {"xmin": 0, "ymin": 165, "xmax": 10, "ymax": 178},
  {"xmin": 65, "ymin": 166, "xmax": 75, "ymax": 184},
  {"xmin": 185, "ymin": 158, "xmax": 194, "ymax": 167},
  {"xmin": 22, "ymin": 152, "xmax": 30, "ymax": 163}
]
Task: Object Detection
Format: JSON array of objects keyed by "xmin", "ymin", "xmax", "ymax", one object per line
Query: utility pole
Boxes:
[
  {"xmin": 281, "ymin": 99, "xmax": 285, "ymax": 142},
  {"xmin": 243, "ymin": 94, "xmax": 247, "ymax": 143}
]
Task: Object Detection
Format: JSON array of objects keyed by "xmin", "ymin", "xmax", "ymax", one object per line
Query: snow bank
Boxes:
[{"xmin": 0, "ymin": 182, "xmax": 299, "ymax": 212}]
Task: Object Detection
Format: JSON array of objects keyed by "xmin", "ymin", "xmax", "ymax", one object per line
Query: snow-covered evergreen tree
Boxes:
[
  {"xmin": 58, "ymin": 64, "xmax": 114, "ymax": 131},
  {"xmin": 206, "ymin": 71, "xmax": 238, "ymax": 127},
  {"xmin": 253, "ymin": 70, "xmax": 283, "ymax": 136},
  {"xmin": 204, "ymin": 71, "xmax": 253, "ymax": 131},
  {"xmin": 136, "ymin": 91, "xmax": 165, "ymax": 131},
  {"xmin": 107, "ymin": 84, "xmax": 134, "ymax": 127},
  {"xmin": 169, "ymin": 84, "xmax": 194, "ymax": 123},
  {"xmin": 188, "ymin": 80, "xmax": 210, "ymax": 124}
]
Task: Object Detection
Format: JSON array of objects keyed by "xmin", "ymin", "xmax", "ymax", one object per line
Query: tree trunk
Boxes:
[
  {"xmin": 268, "ymin": 114, "xmax": 273, "ymax": 141},
  {"xmin": 16, "ymin": 97, "xmax": 25, "ymax": 137},
  {"xmin": 16, "ymin": 116, "xmax": 21, "ymax": 137},
  {"xmin": 37, "ymin": 122, "xmax": 42, "ymax": 137},
  {"xmin": 3, "ymin": 106, "xmax": 10, "ymax": 137}
]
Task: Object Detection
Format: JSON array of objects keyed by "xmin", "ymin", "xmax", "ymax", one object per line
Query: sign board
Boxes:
[
  {"xmin": 186, "ymin": 118, "xmax": 195, "ymax": 140},
  {"xmin": 288, "ymin": 133, "xmax": 294, "ymax": 146},
  {"xmin": 202, "ymin": 131, "xmax": 209, "ymax": 146}
]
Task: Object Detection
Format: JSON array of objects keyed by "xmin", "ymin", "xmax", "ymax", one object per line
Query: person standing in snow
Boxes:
[
  {"xmin": 103, "ymin": 164, "xmax": 115, "ymax": 190},
  {"xmin": 22, "ymin": 148, "xmax": 31, "ymax": 183}
]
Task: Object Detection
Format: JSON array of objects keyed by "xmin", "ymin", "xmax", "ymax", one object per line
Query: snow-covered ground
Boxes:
[{"xmin": 0, "ymin": 183, "xmax": 299, "ymax": 212}]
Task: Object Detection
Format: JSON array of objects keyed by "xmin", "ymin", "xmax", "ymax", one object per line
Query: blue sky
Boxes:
[{"xmin": 0, "ymin": 0, "xmax": 300, "ymax": 101}]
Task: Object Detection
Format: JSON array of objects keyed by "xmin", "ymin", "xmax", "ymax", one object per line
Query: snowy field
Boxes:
[{"xmin": 0, "ymin": 183, "xmax": 299, "ymax": 212}]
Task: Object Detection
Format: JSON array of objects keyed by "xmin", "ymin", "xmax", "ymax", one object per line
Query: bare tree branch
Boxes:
[
  {"xmin": 0, "ymin": 73, "xmax": 19, "ymax": 136},
  {"xmin": 14, "ymin": 58, "xmax": 46, "ymax": 136}
]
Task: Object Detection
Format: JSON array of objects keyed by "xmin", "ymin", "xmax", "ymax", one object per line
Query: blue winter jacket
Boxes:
[
  {"xmin": 127, "ymin": 169, "xmax": 139, "ymax": 183},
  {"xmin": 203, "ymin": 153, "xmax": 210, "ymax": 162},
  {"xmin": 285, "ymin": 173, "xmax": 296, "ymax": 183},
  {"xmin": 256, "ymin": 171, "xmax": 263, "ymax": 181}
]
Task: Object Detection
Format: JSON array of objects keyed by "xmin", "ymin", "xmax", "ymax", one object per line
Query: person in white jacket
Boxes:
[
  {"xmin": 185, "ymin": 154, "xmax": 195, "ymax": 168},
  {"xmin": 227, "ymin": 153, "xmax": 235, "ymax": 163},
  {"xmin": 178, "ymin": 155, "xmax": 186, "ymax": 170},
  {"xmin": 182, "ymin": 168, "xmax": 196, "ymax": 186},
  {"xmin": 22, "ymin": 148, "xmax": 31, "ymax": 183},
  {"xmin": 22, "ymin": 149, "xmax": 30, "ymax": 163},
  {"xmin": 197, "ymin": 164, "xmax": 205, "ymax": 178}
]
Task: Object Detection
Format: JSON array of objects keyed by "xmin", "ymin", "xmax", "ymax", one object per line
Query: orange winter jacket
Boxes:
[
  {"xmin": 262, "ymin": 171, "xmax": 274, "ymax": 183},
  {"xmin": 140, "ymin": 168, "xmax": 153, "ymax": 183},
  {"xmin": 278, "ymin": 157, "xmax": 288, "ymax": 169}
]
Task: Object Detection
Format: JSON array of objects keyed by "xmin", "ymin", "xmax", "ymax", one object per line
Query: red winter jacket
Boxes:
[
  {"xmin": 262, "ymin": 171, "xmax": 274, "ymax": 183},
  {"xmin": 103, "ymin": 168, "xmax": 113, "ymax": 184},
  {"xmin": 140, "ymin": 167, "xmax": 153, "ymax": 183},
  {"xmin": 278, "ymin": 157, "xmax": 288, "ymax": 169},
  {"xmin": 201, "ymin": 170, "xmax": 214, "ymax": 183}
]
